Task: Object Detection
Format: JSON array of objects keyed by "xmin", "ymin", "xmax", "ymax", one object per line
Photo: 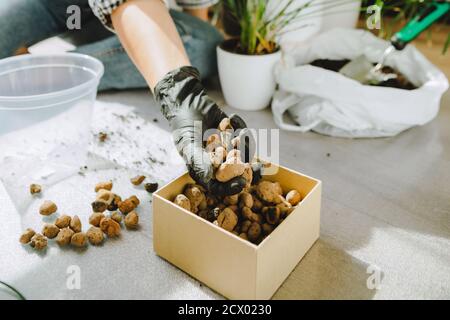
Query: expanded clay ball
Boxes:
[
  {"xmin": 144, "ymin": 182, "xmax": 159, "ymax": 193},
  {"xmin": 19, "ymin": 228, "xmax": 36, "ymax": 244},
  {"xmin": 242, "ymin": 164, "xmax": 253, "ymax": 190},
  {"xmin": 262, "ymin": 223, "xmax": 274, "ymax": 235},
  {"xmin": 263, "ymin": 207, "xmax": 281, "ymax": 225},
  {"xmin": 89, "ymin": 212, "xmax": 105, "ymax": 227},
  {"xmin": 111, "ymin": 211, "xmax": 123, "ymax": 223},
  {"xmin": 100, "ymin": 217, "xmax": 121, "ymax": 237},
  {"xmin": 86, "ymin": 227, "xmax": 104, "ymax": 245},
  {"xmin": 108, "ymin": 194, "xmax": 122, "ymax": 211},
  {"xmin": 184, "ymin": 185, "xmax": 206, "ymax": 213},
  {"xmin": 95, "ymin": 181, "xmax": 113, "ymax": 192},
  {"xmin": 55, "ymin": 215, "xmax": 71, "ymax": 228},
  {"xmin": 130, "ymin": 175, "xmax": 146, "ymax": 186},
  {"xmin": 224, "ymin": 194, "xmax": 239, "ymax": 206},
  {"xmin": 30, "ymin": 184, "xmax": 42, "ymax": 195},
  {"xmin": 129, "ymin": 195, "xmax": 140, "ymax": 207},
  {"xmin": 70, "ymin": 215, "xmax": 82, "ymax": 233},
  {"xmin": 239, "ymin": 233, "xmax": 248, "ymax": 240},
  {"xmin": 71, "ymin": 232, "xmax": 88, "ymax": 247},
  {"xmin": 92, "ymin": 200, "xmax": 108, "ymax": 213},
  {"xmin": 118, "ymin": 198, "xmax": 136, "ymax": 214},
  {"xmin": 124, "ymin": 211, "xmax": 139, "ymax": 229},
  {"xmin": 240, "ymin": 220, "xmax": 252, "ymax": 234},
  {"xmin": 241, "ymin": 207, "xmax": 262, "ymax": 223},
  {"xmin": 56, "ymin": 228, "xmax": 74, "ymax": 246},
  {"xmin": 215, "ymin": 161, "xmax": 246, "ymax": 183},
  {"xmin": 218, "ymin": 117, "xmax": 232, "ymax": 131},
  {"xmin": 42, "ymin": 224, "xmax": 59, "ymax": 239},
  {"xmin": 247, "ymin": 222, "xmax": 261, "ymax": 243},
  {"xmin": 286, "ymin": 190, "xmax": 302, "ymax": 206},
  {"xmin": 96, "ymin": 189, "xmax": 114, "ymax": 205},
  {"xmin": 276, "ymin": 198, "xmax": 293, "ymax": 217},
  {"xmin": 174, "ymin": 194, "xmax": 191, "ymax": 211},
  {"xmin": 217, "ymin": 208, "xmax": 238, "ymax": 232},
  {"xmin": 30, "ymin": 233, "xmax": 47, "ymax": 250},
  {"xmin": 239, "ymin": 192, "xmax": 253, "ymax": 209},
  {"xmin": 256, "ymin": 181, "xmax": 283, "ymax": 204},
  {"xmin": 39, "ymin": 200, "xmax": 57, "ymax": 216}
]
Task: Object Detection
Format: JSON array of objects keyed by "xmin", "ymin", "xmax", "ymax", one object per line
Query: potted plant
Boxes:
[
  {"xmin": 217, "ymin": 0, "xmax": 364, "ymax": 111},
  {"xmin": 217, "ymin": 0, "xmax": 321, "ymax": 111}
]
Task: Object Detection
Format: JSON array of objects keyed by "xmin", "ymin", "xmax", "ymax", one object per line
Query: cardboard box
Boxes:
[{"xmin": 153, "ymin": 163, "xmax": 321, "ymax": 299}]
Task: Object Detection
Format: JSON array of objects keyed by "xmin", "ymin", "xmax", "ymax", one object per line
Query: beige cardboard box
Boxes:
[{"xmin": 153, "ymin": 163, "xmax": 321, "ymax": 299}]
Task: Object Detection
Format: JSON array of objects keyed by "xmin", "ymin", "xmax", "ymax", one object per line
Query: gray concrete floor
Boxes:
[
  {"xmin": 1, "ymin": 33, "xmax": 449, "ymax": 299},
  {"xmin": 97, "ymin": 80, "xmax": 450, "ymax": 299}
]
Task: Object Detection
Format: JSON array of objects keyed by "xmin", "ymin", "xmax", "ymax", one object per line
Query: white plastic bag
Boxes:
[{"xmin": 272, "ymin": 28, "xmax": 449, "ymax": 138}]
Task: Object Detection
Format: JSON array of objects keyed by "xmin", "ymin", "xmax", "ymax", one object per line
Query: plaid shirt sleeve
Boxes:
[{"xmin": 89, "ymin": 0, "xmax": 219, "ymax": 31}]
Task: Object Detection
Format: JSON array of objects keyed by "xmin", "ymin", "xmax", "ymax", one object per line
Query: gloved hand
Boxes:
[{"xmin": 155, "ymin": 66, "xmax": 254, "ymax": 196}]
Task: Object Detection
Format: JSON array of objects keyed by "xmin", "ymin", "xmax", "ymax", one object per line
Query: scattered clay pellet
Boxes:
[
  {"xmin": 89, "ymin": 212, "xmax": 105, "ymax": 227},
  {"xmin": 131, "ymin": 175, "xmax": 146, "ymax": 186},
  {"xmin": 144, "ymin": 182, "xmax": 159, "ymax": 193},
  {"xmin": 86, "ymin": 227, "xmax": 104, "ymax": 245},
  {"xmin": 39, "ymin": 200, "xmax": 57, "ymax": 216},
  {"xmin": 124, "ymin": 211, "xmax": 139, "ymax": 229},
  {"xmin": 247, "ymin": 222, "xmax": 261, "ymax": 243},
  {"xmin": 129, "ymin": 195, "xmax": 140, "ymax": 207},
  {"xmin": 42, "ymin": 224, "xmax": 60, "ymax": 239},
  {"xmin": 98, "ymin": 132, "xmax": 108, "ymax": 143},
  {"xmin": 108, "ymin": 194, "xmax": 122, "ymax": 211},
  {"xmin": 30, "ymin": 233, "xmax": 47, "ymax": 250},
  {"xmin": 30, "ymin": 184, "xmax": 42, "ymax": 195},
  {"xmin": 56, "ymin": 228, "xmax": 74, "ymax": 246},
  {"xmin": 71, "ymin": 232, "xmax": 88, "ymax": 247},
  {"xmin": 111, "ymin": 211, "xmax": 123, "ymax": 224},
  {"xmin": 55, "ymin": 215, "xmax": 71, "ymax": 228},
  {"xmin": 70, "ymin": 215, "xmax": 82, "ymax": 233},
  {"xmin": 118, "ymin": 198, "xmax": 136, "ymax": 214},
  {"xmin": 286, "ymin": 190, "xmax": 301, "ymax": 206},
  {"xmin": 92, "ymin": 200, "xmax": 108, "ymax": 213},
  {"xmin": 20, "ymin": 228, "xmax": 36, "ymax": 244},
  {"xmin": 100, "ymin": 217, "xmax": 121, "ymax": 237},
  {"xmin": 95, "ymin": 181, "xmax": 113, "ymax": 192},
  {"xmin": 96, "ymin": 189, "xmax": 114, "ymax": 204},
  {"xmin": 217, "ymin": 208, "xmax": 238, "ymax": 232}
]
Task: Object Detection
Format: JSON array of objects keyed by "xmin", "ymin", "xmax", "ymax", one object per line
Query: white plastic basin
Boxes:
[{"xmin": 0, "ymin": 53, "xmax": 104, "ymax": 212}]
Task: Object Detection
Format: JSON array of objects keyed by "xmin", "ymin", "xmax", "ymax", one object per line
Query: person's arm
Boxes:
[
  {"xmin": 111, "ymin": 0, "xmax": 190, "ymax": 90},
  {"xmin": 109, "ymin": 0, "xmax": 249, "ymax": 195}
]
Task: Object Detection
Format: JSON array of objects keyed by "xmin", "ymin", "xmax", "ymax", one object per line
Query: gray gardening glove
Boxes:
[{"xmin": 155, "ymin": 66, "xmax": 252, "ymax": 196}]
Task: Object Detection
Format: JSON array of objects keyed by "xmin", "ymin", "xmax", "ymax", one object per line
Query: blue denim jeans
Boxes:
[{"xmin": 0, "ymin": 0, "xmax": 223, "ymax": 91}]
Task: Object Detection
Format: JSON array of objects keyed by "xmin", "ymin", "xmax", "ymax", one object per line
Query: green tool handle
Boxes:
[{"xmin": 391, "ymin": 1, "xmax": 450, "ymax": 50}]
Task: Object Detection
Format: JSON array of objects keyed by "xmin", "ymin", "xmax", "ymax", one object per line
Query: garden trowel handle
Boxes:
[{"xmin": 391, "ymin": 0, "xmax": 450, "ymax": 50}]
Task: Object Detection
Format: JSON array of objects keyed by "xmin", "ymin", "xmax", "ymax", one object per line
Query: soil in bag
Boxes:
[{"xmin": 310, "ymin": 59, "xmax": 417, "ymax": 90}]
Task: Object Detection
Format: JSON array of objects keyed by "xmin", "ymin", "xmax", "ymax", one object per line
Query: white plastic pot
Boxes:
[{"xmin": 217, "ymin": 45, "xmax": 281, "ymax": 111}]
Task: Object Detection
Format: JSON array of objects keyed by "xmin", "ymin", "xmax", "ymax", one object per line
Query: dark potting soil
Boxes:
[
  {"xmin": 220, "ymin": 38, "xmax": 280, "ymax": 56},
  {"xmin": 310, "ymin": 59, "xmax": 417, "ymax": 90}
]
